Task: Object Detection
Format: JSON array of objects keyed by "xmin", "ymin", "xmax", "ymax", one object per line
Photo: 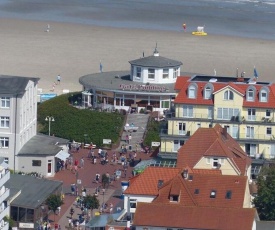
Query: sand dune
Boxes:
[{"xmin": 0, "ymin": 18, "xmax": 274, "ymax": 95}]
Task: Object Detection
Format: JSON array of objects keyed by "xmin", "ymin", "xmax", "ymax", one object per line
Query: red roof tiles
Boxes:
[
  {"xmin": 133, "ymin": 202, "xmax": 256, "ymax": 230},
  {"xmin": 124, "ymin": 167, "xmax": 180, "ymax": 195},
  {"xmin": 174, "ymin": 76, "xmax": 275, "ymax": 108},
  {"xmin": 176, "ymin": 124, "xmax": 251, "ymax": 175},
  {"xmin": 154, "ymin": 173, "xmax": 247, "ymax": 208}
]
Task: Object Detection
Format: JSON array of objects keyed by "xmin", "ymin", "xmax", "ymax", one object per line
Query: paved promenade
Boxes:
[{"xmin": 48, "ymin": 145, "xmax": 152, "ymax": 229}]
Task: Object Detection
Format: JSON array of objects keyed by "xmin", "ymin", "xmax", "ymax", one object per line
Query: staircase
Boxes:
[{"xmin": 118, "ymin": 113, "xmax": 150, "ymax": 150}]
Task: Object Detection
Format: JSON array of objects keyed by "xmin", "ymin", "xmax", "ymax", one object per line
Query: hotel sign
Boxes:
[{"xmin": 120, "ymin": 84, "xmax": 166, "ymax": 92}]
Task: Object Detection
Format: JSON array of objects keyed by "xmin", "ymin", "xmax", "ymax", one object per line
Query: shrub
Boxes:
[{"xmin": 37, "ymin": 92, "xmax": 125, "ymax": 147}]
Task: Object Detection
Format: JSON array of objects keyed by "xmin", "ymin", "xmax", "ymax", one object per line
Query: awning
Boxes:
[{"xmin": 55, "ymin": 151, "xmax": 70, "ymax": 161}]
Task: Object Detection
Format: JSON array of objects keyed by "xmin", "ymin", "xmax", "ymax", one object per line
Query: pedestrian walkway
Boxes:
[
  {"xmin": 119, "ymin": 113, "xmax": 149, "ymax": 150},
  {"xmin": 48, "ymin": 144, "xmax": 153, "ymax": 229}
]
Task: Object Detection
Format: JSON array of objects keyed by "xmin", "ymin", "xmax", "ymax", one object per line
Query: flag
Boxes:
[
  {"xmin": 100, "ymin": 61, "xmax": 103, "ymax": 73},
  {"xmin": 254, "ymin": 66, "xmax": 258, "ymax": 78}
]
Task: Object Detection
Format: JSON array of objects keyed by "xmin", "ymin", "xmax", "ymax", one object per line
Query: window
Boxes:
[
  {"xmin": 163, "ymin": 69, "xmax": 169, "ymax": 79},
  {"xmin": 32, "ymin": 160, "xmax": 42, "ymax": 166},
  {"xmin": 247, "ymin": 108, "xmax": 256, "ymax": 121},
  {"xmin": 170, "ymin": 195, "xmax": 179, "ymax": 202},
  {"xmin": 266, "ymin": 109, "xmax": 271, "ymax": 117},
  {"xmin": 260, "ymin": 88, "xmax": 268, "ymax": 102},
  {"xmin": 194, "ymin": 189, "xmax": 200, "ymax": 194},
  {"xmin": 224, "ymin": 90, "xmax": 234, "ymax": 100},
  {"xmin": 212, "ymin": 158, "xmax": 219, "ymax": 168},
  {"xmin": 247, "ymin": 88, "xmax": 255, "ymax": 101},
  {"xmin": 4, "ymin": 158, "xmax": 8, "ymax": 165},
  {"xmin": 130, "ymin": 199, "xmax": 137, "ymax": 209},
  {"xmin": 178, "ymin": 122, "xmax": 186, "ymax": 135},
  {"xmin": 136, "ymin": 67, "xmax": 141, "ymax": 79},
  {"xmin": 0, "ymin": 137, "xmax": 9, "ymax": 148},
  {"xmin": 267, "ymin": 127, "xmax": 272, "ymax": 136},
  {"xmin": 217, "ymin": 108, "xmax": 239, "ymax": 120},
  {"xmin": 183, "ymin": 105, "xmax": 193, "ymax": 117},
  {"xmin": 1, "ymin": 97, "xmax": 10, "ymax": 108},
  {"xmin": 210, "ymin": 190, "xmax": 217, "ymax": 198},
  {"xmin": 148, "ymin": 68, "xmax": 155, "ymax": 80},
  {"xmin": 161, "ymin": 101, "xmax": 169, "ymax": 108},
  {"xmin": 232, "ymin": 125, "xmax": 239, "ymax": 138},
  {"xmin": 173, "ymin": 68, "xmax": 178, "ymax": 78},
  {"xmin": 208, "ymin": 107, "xmax": 213, "ymax": 119},
  {"xmin": 188, "ymin": 85, "xmax": 197, "ymax": 98},
  {"xmin": 246, "ymin": 126, "xmax": 255, "ymax": 138},
  {"xmin": 225, "ymin": 190, "xmax": 232, "ymax": 199},
  {"xmin": 245, "ymin": 143, "xmax": 257, "ymax": 157},
  {"xmin": 204, "ymin": 86, "xmax": 212, "ymax": 99},
  {"xmin": 0, "ymin": 117, "xmax": 9, "ymax": 128}
]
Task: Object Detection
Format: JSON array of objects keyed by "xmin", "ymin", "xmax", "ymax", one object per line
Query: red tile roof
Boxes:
[
  {"xmin": 133, "ymin": 202, "xmax": 256, "ymax": 230},
  {"xmin": 176, "ymin": 124, "xmax": 251, "ymax": 175},
  {"xmin": 174, "ymin": 76, "xmax": 189, "ymax": 90},
  {"xmin": 124, "ymin": 167, "xmax": 180, "ymax": 195},
  {"xmin": 174, "ymin": 76, "xmax": 275, "ymax": 108},
  {"xmin": 154, "ymin": 173, "xmax": 247, "ymax": 208}
]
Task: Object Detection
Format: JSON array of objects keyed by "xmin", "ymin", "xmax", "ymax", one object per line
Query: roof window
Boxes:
[
  {"xmin": 194, "ymin": 189, "xmax": 200, "ymax": 194},
  {"xmin": 210, "ymin": 190, "xmax": 216, "ymax": 198},
  {"xmin": 225, "ymin": 190, "xmax": 232, "ymax": 199}
]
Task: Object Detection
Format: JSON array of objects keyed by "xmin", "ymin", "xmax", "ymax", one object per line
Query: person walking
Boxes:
[
  {"xmin": 129, "ymin": 134, "xmax": 132, "ymax": 144},
  {"xmin": 57, "ymin": 74, "xmax": 61, "ymax": 84},
  {"xmin": 182, "ymin": 23, "xmax": 187, "ymax": 32},
  {"xmin": 80, "ymin": 157, "xmax": 84, "ymax": 169}
]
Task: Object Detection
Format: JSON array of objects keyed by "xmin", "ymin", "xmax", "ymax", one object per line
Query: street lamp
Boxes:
[{"xmin": 45, "ymin": 116, "xmax": 55, "ymax": 136}]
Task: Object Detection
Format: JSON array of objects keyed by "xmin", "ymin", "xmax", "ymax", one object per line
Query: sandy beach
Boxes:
[{"xmin": 0, "ymin": 18, "xmax": 275, "ymax": 95}]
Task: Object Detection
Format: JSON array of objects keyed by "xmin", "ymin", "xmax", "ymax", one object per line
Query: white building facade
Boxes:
[{"xmin": 0, "ymin": 76, "xmax": 39, "ymax": 170}]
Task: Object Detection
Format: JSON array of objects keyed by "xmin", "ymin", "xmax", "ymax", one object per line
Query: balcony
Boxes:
[
  {"xmin": 165, "ymin": 111, "xmax": 275, "ymax": 125},
  {"xmin": 0, "ymin": 189, "xmax": 9, "ymax": 204},
  {"xmin": 0, "ymin": 221, "xmax": 9, "ymax": 230},
  {"xmin": 0, "ymin": 171, "xmax": 10, "ymax": 188},
  {"xmin": 160, "ymin": 129, "xmax": 191, "ymax": 139},
  {"xmin": 0, "ymin": 205, "xmax": 9, "ymax": 223}
]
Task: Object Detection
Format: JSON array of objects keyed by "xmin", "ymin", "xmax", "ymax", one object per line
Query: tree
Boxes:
[
  {"xmin": 46, "ymin": 194, "xmax": 64, "ymax": 216},
  {"xmin": 253, "ymin": 166, "xmax": 275, "ymax": 220},
  {"xmin": 82, "ymin": 195, "xmax": 100, "ymax": 210}
]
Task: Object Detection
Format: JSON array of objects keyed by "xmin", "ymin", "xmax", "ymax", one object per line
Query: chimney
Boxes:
[{"xmin": 222, "ymin": 127, "xmax": 227, "ymax": 138}]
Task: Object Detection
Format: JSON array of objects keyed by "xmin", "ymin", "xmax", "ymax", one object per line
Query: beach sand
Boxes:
[{"xmin": 0, "ymin": 18, "xmax": 275, "ymax": 94}]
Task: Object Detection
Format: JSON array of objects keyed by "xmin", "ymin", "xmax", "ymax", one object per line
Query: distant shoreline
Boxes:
[{"xmin": 0, "ymin": 18, "xmax": 274, "ymax": 95}]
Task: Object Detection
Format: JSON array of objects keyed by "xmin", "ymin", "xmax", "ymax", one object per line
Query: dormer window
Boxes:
[
  {"xmin": 210, "ymin": 190, "xmax": 217, "ymax": 198},
  {"xmin": 188, "ymin": 84, "xmax": 197, "ymax": 99},
  {"xmin": 170, "ymin": 195, "xmax": 179, "ymax": 202},
  {"xmin": 247, "ymin": 87, "xmax": 255, "ymax": 101},
  {"xmin": 204, "ymin": 86, "xmax": 211, "ymax": 99},
  {"xmin": 260, "ymin": 87, "xmax": 269, "ymax": 102},
  {"xmin": 224, "ymin": 90, "xmax": 234, "ymax": 100}
]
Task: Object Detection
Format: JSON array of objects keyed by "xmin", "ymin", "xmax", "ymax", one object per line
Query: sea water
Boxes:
[{"xmin": 0, "ymin": 0, "xmax": 274, "ymax": 40}]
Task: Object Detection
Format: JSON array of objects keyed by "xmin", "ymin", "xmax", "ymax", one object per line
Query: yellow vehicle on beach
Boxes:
[{"xmin": 192, "ymin": 26, "xmax": 207, "ymax": 36}]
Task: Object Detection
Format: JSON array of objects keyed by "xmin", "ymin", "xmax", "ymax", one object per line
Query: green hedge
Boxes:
[{"xmin": 37, "ymin": 93, "xmax": 124, "ymax": 147}]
